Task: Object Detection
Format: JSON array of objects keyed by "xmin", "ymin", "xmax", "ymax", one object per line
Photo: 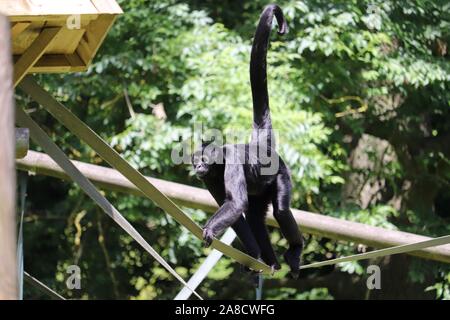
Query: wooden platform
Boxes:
[{"xmin": 0, "ymin": 0, "xmax": 122, "ymax": 82}]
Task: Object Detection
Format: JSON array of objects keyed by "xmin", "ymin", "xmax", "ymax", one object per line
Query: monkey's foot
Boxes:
[
  {"xmin": 202, "ymin": 228, "xmax": 215, "ymax": 248},
  {"xmin": 239, "ymin": 257, "xmax": 265, "ymax": 275},
  {"xmin": 283, "ymin": 245, "xmax": 302, "ymax": 279},
  {"xmin": 272, "ymin": 261, "xmax": 282, "ymax": 271},
  {"xmin": 240, "ymin": 260, "xmax": 280, "ymax": 276},
  {"xmin": 270, "ymin": 264, "xmax": 280, "ymax": 276}
]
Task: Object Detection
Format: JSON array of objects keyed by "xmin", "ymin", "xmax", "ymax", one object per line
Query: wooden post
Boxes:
[{"xmin": 0, "ymin": 14, "xmax": 18, "ymax": 300}]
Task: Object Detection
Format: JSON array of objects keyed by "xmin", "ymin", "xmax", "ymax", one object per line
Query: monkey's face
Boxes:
[{"xmin": 191, "ymin": 150, "xmax": 212, "ymax": 178}]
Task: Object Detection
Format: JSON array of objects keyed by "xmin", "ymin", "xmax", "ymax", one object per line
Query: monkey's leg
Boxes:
[
  {"xmin": 246, "ymin": 197, "xmax": 280, "ymax": 271},
  {"xmin": 231, "ymin": 216, "xmax": 261, "ymax": 259},
  {"xmin": 272, "ymin": 168, "xmax": 304, "ymax": 278}
]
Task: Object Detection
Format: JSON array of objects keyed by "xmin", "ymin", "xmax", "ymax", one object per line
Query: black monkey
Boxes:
[{"xmin": 191, "ymin": 4, "xmax": 303, "ymax": 277}]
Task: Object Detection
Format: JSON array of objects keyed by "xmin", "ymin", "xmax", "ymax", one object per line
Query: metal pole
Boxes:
[
  {"xmin": 255, "ymin": 274, "xmax": 263, "ymax": 300},
  {"xmin": 174, "ymin": 228, "xmax": 237, "ymax": 300}
]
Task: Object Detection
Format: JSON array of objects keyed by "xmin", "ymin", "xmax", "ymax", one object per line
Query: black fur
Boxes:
[{"xmin": 191, "ymin": 4, "xmax": 303, "ymax": 277}]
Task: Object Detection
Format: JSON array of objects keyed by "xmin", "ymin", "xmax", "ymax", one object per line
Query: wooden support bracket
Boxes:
[
  {"xmin": 13, "ymin": 27, "xmax": 63, "ymax": 87},
  {"xmin": 10, "ymin": 22, "xmax": 30, "ymax": 38}
]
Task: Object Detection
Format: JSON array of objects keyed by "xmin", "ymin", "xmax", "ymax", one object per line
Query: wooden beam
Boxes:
[
  {"xmin": 16, "ymin": 150, "xmax": 450, "ymax": 264},
  {"xmin": 76, "ymin": 14, "xmax": 117, "ymax": 66},
  {"xmin": 91, "ymin": 0, "xmax": 123, "ymax": 14},
  {"xmin": 0, "ymin": 14, "xmax": 18, "ymax": 300},
  {"xmin": 12, "ymin": 54, "xmax": 86, "ymax": 73},
  {"xmin": 8, "ymin": 14, "xmax": 99, "ymax": 23},
  {"xmin": 10, "ymin": 22, "xmax": 30, "ymax": 38},
  {"xmin": 2, "ymin": 0, "xmax": 99, "ymax": 16},
  {"xmin": 15, "ymin": 128, "xmax": 29, "ymax": 159},
  {"xmin": 2, "ymin": 0, "xmax": 122, "ymax": 16},
  {"xmin": 13, "ymin": 27, "xmax": 63, "ymax": 87},
  {"xmin": 26, "ymin": 54, "xmax": 87, "ymax": 73}
]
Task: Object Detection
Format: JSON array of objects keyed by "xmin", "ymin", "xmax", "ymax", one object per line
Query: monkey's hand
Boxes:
[
  {"xmin": 202, "ymin": 227, "xmax": 215, "ymax": 248},
  {"xmin": 271, "ymin": 263, "xmax": 281, "ymax": 276},
  {"xmin": 284, "ymin": 244, "xmax": 303, "ymax": 280}
]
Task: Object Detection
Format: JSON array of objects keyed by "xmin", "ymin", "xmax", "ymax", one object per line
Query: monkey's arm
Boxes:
[
  {"xmin": 202, "ymin": 163, "xmax": 248, "ymax": 247},
  {"xmin": 204, "ymin": 176, "xmax": 262, "ymax": 258}
]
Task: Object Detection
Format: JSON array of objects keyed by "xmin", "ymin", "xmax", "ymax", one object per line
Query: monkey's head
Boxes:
[{"xmin": 191, "ymin": 142, "xmax": 222, "ymax": 179}]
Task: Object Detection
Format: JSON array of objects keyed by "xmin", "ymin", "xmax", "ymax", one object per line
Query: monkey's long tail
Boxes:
[{"xmin": 250, "ymin": 4, "xmax": 287, "ymax": 132}]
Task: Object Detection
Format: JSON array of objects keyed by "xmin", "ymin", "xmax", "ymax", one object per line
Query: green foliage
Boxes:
[
  {"xmin": 426, "ymin": 270, "xmax": 450, "ymax": 299},
  {"xmin": 267, "ymin": 287, "xmax": 334, "ymax": 299},
  {"xmin": 21, "ymin": 0, "xmax": 450, "ymax": 300}
]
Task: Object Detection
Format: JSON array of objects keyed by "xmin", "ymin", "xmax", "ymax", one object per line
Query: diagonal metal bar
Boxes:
[
  {"xmin": 18, "ymin": 76, "xmax": 271, "ymax": 274},
  {"xmin": 17, "ymin": 173, "xmax": 27, "ymax": 299},
  {"xmin": 24, "ymin": 272, "xmax": 66, "ymax": 300},
  {"xmin": 15, "ymin": 106, "xmax": 203, "ymax": 300},
  {"xmin": 301, "ymin": 235, "xmax": 450, "ymax": 270}
]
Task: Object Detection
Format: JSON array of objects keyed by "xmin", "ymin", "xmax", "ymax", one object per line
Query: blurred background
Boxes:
[{"xmin": 17, "ymin": 0, "xmax": 449, "ymax": 299}]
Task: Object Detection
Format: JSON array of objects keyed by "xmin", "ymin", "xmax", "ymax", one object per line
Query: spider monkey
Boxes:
[{"xmin": 191, "ymin": 4, "xmax": 304, "ymax": 278}]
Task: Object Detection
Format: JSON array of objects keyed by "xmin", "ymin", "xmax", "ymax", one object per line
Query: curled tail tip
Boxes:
[
  {"xmin": 264, "ymin": 3, "xmax": 288, "ymax": 35},
  {"xmin": 277, "ymin": 21, "xmax": 288, "ymax": 35}
]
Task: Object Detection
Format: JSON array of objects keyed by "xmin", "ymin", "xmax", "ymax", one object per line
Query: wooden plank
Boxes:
[
  {"xmin": 13, "ymin": 27, "xmax": 63, "ymax": 86},
  {"xmin": 13, "ymin": 24, "xmax": 88, "ymax": 55},
  {"xmin": 0, "ymin": 14, "xmax": 18, "ymax": 300},
  {"xmin": 45, "ymin": 28, "xmax": 86, "ymax": 54},
  {"xmin": 10, "ymin": 21, "xmax": 30, "ymax": 37},
  {"xmin": 6, "ymin": 2, "xmax": 122, "ymax": 74},
  {"xmin": 33, "ymin": 54, "xmax": 86, "ymax": 73},
  {"xmin": 10, "ymin": 21, "xmax": 44, "ymax": 54},
  {"xmin": 13, "ymin": 54, "xmax": 87, "ymax": 73},
  {"xmin": 8, "ymin": 14, "xmax": 98, "ymax": 23},
  {"xmin": 76, "ymin": 36, "xmax": 91, "ymax": 65},
  {"xmin": 76, "ymin": 14, "xmax": 117, "ymax": 65},
  {"xmin": 13, "ymin": 27, "xmax": 86, "ymax": 55},
  {"xmin": 16, "ymin": 150, "xmax": 450, "ymax": 264},
  {"xmin": 91, "ymin": 0, "xmax": 123, "ymax": 14},
  {"xmin": 64, "ymin": 53, "xmax": 86, "ymax": 68},
  {"xmin": 1, "ymin": 0, "xmax": 99, "ymax": 16}
]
